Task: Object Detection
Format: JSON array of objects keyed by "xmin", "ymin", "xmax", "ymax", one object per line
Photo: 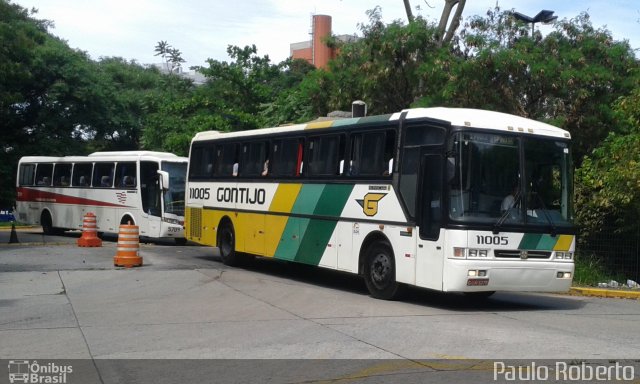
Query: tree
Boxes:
[
  {"xmin": 439, "ymin": 7, "xmax": 639, "ymax": 161},
  {"xmin": 575, "ymin": 84, "xmax": 640, "ymax": 237},
  {"xmin": 154, "ymin": 40, "xmax": 186, "ymax": 74},
  {"xmin": 401, "ymin": 0, "xmax": 467, "ymax": 45},
  {"xmin": 322, "ymin": 8, "xmax": 446, "ymax": 114}
]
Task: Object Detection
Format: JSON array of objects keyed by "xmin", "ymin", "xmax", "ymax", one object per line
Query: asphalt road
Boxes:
[{"xmin": 1, "ymin": 228, "xmax": 639, "ymax": 383}]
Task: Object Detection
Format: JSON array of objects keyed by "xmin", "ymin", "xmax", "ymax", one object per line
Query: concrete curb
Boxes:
[{"xmin": 570, "ymin": 287, "xmax": 640, "ymax": 299}]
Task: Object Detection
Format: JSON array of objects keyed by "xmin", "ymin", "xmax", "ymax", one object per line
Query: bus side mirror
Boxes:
[{"xmin": 157, "ymin": 170, "xmax": 170, "ymax": 190}]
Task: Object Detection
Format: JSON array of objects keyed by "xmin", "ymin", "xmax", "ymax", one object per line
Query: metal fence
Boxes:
[{"xmin": 576, "ymin": 226, "xmax": 640, "ymax": 283}]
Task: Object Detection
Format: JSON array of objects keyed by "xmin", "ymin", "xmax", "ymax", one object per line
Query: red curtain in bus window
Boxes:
[{"xmin": 296, "ymin": 143, "xmax": 303, "ymax": 176}]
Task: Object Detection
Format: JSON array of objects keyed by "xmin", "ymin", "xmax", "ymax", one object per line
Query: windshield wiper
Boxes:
[
  {"xmin": 531, "ymin": 192, "xmax": 557, "ymax": 236},
  {"xmin": 493, "ymin": 190, "xmax": 521, "ymax": 234}
]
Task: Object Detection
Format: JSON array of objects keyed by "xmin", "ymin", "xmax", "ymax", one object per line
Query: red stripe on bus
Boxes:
[{"xmin": 16, "ymin": 187, "xmax": 130, "ymax": 208}]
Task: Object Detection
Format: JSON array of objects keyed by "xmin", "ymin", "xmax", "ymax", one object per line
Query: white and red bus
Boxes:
[{"xmin": 16, "ymin": 151, "xmax": 188, "ymax": 244}]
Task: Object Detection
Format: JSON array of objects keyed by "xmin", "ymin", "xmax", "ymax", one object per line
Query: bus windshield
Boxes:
[
  {"xmin": 161, "ymin": 161, "xmax": 187, "ymax": 217},
  {"xmin": 447, "ymin": 131, "xmax": 573, "ymax": 229}
]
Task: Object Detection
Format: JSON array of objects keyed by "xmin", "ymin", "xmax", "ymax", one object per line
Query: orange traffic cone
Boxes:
[
  {"xmin": 114, "ymin": 223, "xmax": 142, "ymax": 268},
  {"xmin": 77, "ymin": 213, "xmax": 102, "ymax": 247}
]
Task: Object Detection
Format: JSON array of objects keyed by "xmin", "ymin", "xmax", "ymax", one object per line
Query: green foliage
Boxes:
[
  {"xmin": 327, "ymin": 7, "xmax": 445, "ymax": 114},
  {"xmin": 575, "ymin": 83, "xmax": 640, "ymax": 237},
  {"xmin": 443, "ymin": 7, "xmax": 639, "ymax": 161},
  {"xmin": 573, "ymin": 252, "xmax": 623, "ymax": 287}
]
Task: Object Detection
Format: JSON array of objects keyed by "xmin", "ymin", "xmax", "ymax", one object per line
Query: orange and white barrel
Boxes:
[
  {"xmin": 77, "ymin": 212, "xmax": 102, "ymax": 247},
  {"xmin": 113, "ymin": 224, "xmax": 142, "ymax": 267}
]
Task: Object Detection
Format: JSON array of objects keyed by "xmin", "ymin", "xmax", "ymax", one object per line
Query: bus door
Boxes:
[
  {"xmin": 415, "ymin": 152, "xmax": 445, "ymax": 290},
  {"xmin": 140, "ymin": 161, "xmax": 162, "ymax": 238}
]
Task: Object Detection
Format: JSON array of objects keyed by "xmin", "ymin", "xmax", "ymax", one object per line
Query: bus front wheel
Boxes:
[
  {"xmin": 217, "ymin": 221, "xmax": 239, "ymax": 266},
  {"xmin": 41, "ymin": 211, "xmax": 53, "ymax": 235},
  {"xmin": 363, "ymin": 242, "xmax": 404, "ymax": 300}
]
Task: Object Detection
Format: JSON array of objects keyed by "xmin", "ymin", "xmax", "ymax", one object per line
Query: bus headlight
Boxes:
[{"xmin": 556, "ymin": 252, "xmax": 574, "ymax": 260}]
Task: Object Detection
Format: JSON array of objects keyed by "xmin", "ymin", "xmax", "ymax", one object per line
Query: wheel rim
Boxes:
[{"xmin": 370, "ymin": 252, "xmax": 392, "ymax": 288}]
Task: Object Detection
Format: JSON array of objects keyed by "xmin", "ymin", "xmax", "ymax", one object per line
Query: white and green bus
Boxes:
[{"xmin": 185, "ymin": 108, "xmax": 575, "ymax": 299}]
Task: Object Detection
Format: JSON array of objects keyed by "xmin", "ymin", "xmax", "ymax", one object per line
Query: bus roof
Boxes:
[
  {"xmin": 193, "ymin": 107, "xmax": 571, "ymax": 142},
  {"xmin": 19, "ymin": 151, "xmax": 187, "ymax": 164}
]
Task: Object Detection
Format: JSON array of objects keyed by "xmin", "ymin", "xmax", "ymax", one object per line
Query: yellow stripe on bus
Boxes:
[
  {"xmin": 265, "ymin": 184, "xmax": 303, "ymax": 257},
  {"xmin": 553, "ymin": 235, "xmax": 574, "ymax": 251},
  {"xmin": 305, "ymin": 121, "xmax": 334, "ymax": 130}
]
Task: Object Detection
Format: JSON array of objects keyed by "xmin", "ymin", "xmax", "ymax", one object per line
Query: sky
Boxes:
[{"xmin": 11, "ymin": 0, "xmax": 640, "ymax": 69}]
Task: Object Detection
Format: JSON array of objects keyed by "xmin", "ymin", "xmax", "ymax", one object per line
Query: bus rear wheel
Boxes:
[
  {"xmin": 363, "ymin": 242, "xmax": 404, "ymax": 300},
  {"xmin": 217, "ymin": 221, "xmax": 239, "ymax": 266}
]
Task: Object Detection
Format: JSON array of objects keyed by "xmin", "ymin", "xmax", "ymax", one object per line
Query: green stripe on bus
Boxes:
[
  {"xmin": 356, "ymin": 114, "xmax": 393, "ymax": 124},
  {"xmin": 295, "ymin": 184, "xmax": 354, "ymax": 265},
  {"xmin": 331, "ymin": 118, "xmax": 362, "ymax": 127},
  {"xmin": 518, "ymin": 234, "xmax": 542, "ymax": 250},
  {"xmin": 535, "ymin": 235, "xmax": 558, "ymax": 250},
  {"xmin": 274, "ymin": 185, "xmax": 325, "ymax": 261},
  {"xmin": 518, "ymin": 233, "xmax": 558, "ymax": 250}
]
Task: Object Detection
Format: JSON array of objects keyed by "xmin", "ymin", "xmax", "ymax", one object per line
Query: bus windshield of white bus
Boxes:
[
  {"xmin": 161, "ymin": 161, "xmax": 187, "ymax": 216},
  {"xmin": 447, "ymin": 132, "xmax": 573, "ymax": 229}
]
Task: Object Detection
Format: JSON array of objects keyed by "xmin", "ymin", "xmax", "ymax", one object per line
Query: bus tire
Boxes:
[
  {"xmin": 174, "ymin": 237, "xmax": 188, "ymax": 246},
  {"xmin": 363, "ymin": 242, "xmax": 403, "ymax": 300},
  {"xmin": 41, "ymin": 211, "xmax": 54, "ymax": 235},
  {"xmin": 217, "ymin": 221, "xmax": 239, "ymax": 266}
]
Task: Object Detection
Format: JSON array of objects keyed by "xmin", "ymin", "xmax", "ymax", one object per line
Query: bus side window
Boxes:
[
  {"xmin": 270, "ymin": 138, "xmax": 300, "ymax": 177},
  {"xmin": 18, "ymin": 164, "xmax": 36, "ymax": 186},
  {"xmin": 349, "ymin": 130, "xmax": 394, "ymax": 177},
  {"xmin": 115, "ymin": 162, "xmax": 136, "ymax": 188},
  {"xmin": 35, "ymin": 164, "xmax": 53, "ymax": 186},
  {"xmin": 240, "ymin": 141, "xmax": 268, "ymax": 177},
  {"xmin": 306, "ymin": 135, "xmax": 341, "ymax": 177},
  {"xmin": 53, "ymin": 164, "xmax": 72, "ymax": 186},
  {"xmin": 93, "ymin": 162, "xmax": 114, "ymax": 188},
  {"xmin": 72, "ymin": 163, "xmax": 93, "ymax": 187},
  {"xmin": 213, "ymin": 144, "xmax": 238, "ymax": 177}
]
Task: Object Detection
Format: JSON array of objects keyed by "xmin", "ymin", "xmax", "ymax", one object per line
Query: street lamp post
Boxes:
[{"xmin": 512, "ymin": 9, "xmax": 557, "ymax": 37}]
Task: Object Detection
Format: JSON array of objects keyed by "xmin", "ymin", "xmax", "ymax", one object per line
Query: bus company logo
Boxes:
[
  {"xmin": 7, "ymin": 360, "xmax": 73, "ymax": 383},
  {"xmin": 357, "ymin": 193, "xmax": 387, "ymax": 217},
  {"xmin": 115, "ymin": 192, "xmax": 127, "ymax": 204}
]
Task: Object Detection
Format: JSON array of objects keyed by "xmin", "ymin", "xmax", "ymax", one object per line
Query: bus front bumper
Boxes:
[{"xmin": 442, "ymin": 260, "xmax": 575, "ymax": 293}]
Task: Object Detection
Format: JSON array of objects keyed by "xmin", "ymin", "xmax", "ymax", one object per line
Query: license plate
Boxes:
[{"xmin": 467, "ymin": 278, "xmax": 489, "ymax": 286}]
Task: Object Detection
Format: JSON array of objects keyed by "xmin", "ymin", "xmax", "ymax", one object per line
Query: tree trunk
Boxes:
[
  {"xmin": 403, "ymin": 0, "xmax": 414, "ymax": 23},
  {"xmin": 436, "ymin": 0, "xmax": 466, "ymax": 46}
]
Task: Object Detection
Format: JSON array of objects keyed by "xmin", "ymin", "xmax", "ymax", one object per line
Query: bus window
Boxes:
[
  {"xmin": 240, "ymin": 142, "xmax": 267, "ymax": 177},
  {"xmin": 93, "ymin": 162, "xmax": 114, "ymax": 188},
  {"xmin": 271, "ymin": 138, "xmax": 300, "ymax": 177},
  {"xmin": 53, "ymin": 164, "xmax": 72, "ymax": 186},
  {"xmin": 307, "ymin": 135, "xmax": 341, "ymax": 176},
  {"xmin": 115, "ymin": 162, "xmax": 137, "ymax": 188},
  {"xmin": 213, "ymin": 144, "xmax": 238, "ymax": 177},
  {"xmin": 35, "ymin": 164, "xmax": 53, "ymax": 186},
  {"xmin": 189, "ymin": 145, "xmax": 215, "ymax": 179},
  {"xmin": 72, "ymin": 163, "xmax": 93, "ymax": 187},
  {"xmin": 18, "ymin": 164, "xmax": 35, "ymax": 186}
]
